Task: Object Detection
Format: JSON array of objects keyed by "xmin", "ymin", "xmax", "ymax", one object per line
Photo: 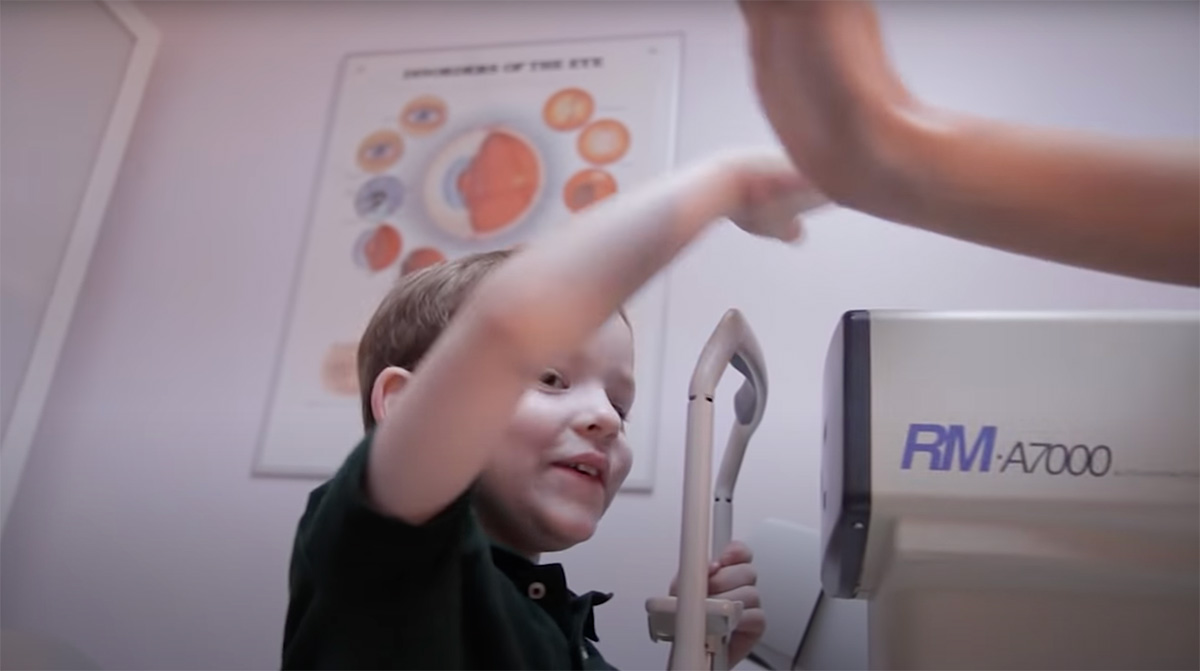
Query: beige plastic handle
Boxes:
[{"xmin": 670, "ymin": 309, "xmax": 768, "ymax": 671}]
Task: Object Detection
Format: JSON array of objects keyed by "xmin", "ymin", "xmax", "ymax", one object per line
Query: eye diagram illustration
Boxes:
[
  {"xmin": 577, "ymin": 119, "xmax": 630, "ymax": 165},
  {"xmin": 353, "ymin": 224, "xmax": 403, "ymax": 272},
  {"xmin": 355, "ymin": 175, "xmax": 405, "ymax": 222},
  {"xmin": 543, "ymin": 88, "xmax": 594, "ymax": 132},
  {"xmin": 423, "ymin": 126, "xmax": 545, "ymax": 239},
  {"xmin": 400, "ymin": 246, "xmax": 448, "ymax": 276},
  {"xmin": 320, "ymin": 341, "xmax": 360, "ymax": 397},
  {"xmin": 327, "ymin": 83, "xmax": 640, "ymax": 398},
  {"xmin": 400, "ymin": 95, "xmax": 448, "ymax": 136},
  {"xmin": 563, "ymin": 168, "xmax": 617, "ymax": 212},
  {"xmin": 356, "ymin": 130, "xmax": 404, "ymax": 173}
]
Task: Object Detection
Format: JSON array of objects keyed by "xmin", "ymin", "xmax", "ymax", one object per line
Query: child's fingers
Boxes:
[
  {"xmin": 708, "ymin": 562, "xmax": 758, "ymax": 596},
  {"xmin": 712, "ymin": 584, "xmax": 761, "ymax": 611},
  {"xmin": 717, "ymin": 540, "xmax": 754, "ymax": 567},
  {"xmin": 733, "ymin": 606, "xmax": 767, "ymax": 637},
  {"xmin": 670, "ymin": 540, "xmax": 757, "ymax": 596},
  {"xmin": 670, "ymin": 561, "xmax": 725, "ymax": 594}
]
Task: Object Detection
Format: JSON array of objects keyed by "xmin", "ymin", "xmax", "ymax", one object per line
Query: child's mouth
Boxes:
[{"xmin": 554, "ymin": 462, "xmax": 603, "ymax": 485}]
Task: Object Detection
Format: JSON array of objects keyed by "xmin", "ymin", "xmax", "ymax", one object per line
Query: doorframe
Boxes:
[{"xmin": 1, "ymin": 0, "xmax": 160, "ymax": 533}]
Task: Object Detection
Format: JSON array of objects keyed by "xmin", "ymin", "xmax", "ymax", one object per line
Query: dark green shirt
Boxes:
[{"xmin": 281, "ymin": 435, "xmax": 619, "ymax": 670}]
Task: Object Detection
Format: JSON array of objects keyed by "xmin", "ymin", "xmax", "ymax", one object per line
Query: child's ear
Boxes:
[{"xmin": 370, "ymin": 366, "xmax": 412, "ymax": 427}]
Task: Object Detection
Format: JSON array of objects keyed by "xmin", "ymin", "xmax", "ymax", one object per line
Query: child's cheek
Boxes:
[
  {"xmin": 506, "ymin": 391, "xmax": 568, "ymax": 449},
  {"xmin": 609, "ymin": 443, "xmax": 634, "ymax": 492}
]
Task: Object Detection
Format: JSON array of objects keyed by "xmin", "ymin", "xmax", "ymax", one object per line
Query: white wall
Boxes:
[{"xmin": 2, "ymin": 2, "xmax": 1196, "ymax": 669}]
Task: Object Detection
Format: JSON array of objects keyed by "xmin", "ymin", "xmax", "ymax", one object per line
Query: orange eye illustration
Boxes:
[
  {"xmin": 356, "ymin": 130, "xmax": 404, "ymax": 173},
  {"xmin": 423, "ymin": 126, "xmax": 544, "ymax": 239},
  {"xmin": 401, "ymin": 247, "xmax": 447, "ymax": 276},
  {"xmin": 353, "ymin": 224, "xmax": 403, "ymax": 272},
  {"xmin": 563, "ymin": 169, "xmax": 617, "ymax": 212},
  {"xmin": 577, "ymin": 119, "xmax": 630, "ymax": 165},
  {"xmin": 400, "ymin": 96, "xmax": 448, "ymax": 136},
  {"xmin": 320, "ymin": 342, "xmax": 360, "ymax": 397},
  {"xmin": 543, "ymin": 88, "xmax": 594, "ymax": 132}
]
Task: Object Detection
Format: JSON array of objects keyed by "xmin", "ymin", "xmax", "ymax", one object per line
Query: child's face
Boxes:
[{"xmin": 475, "ymin": 314, "xmax": 635, "ymax": 557}]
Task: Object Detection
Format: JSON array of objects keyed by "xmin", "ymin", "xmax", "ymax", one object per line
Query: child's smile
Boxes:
[{"xmin": 475, "ymin": 315, "xmax": 635, "ymax": 557}]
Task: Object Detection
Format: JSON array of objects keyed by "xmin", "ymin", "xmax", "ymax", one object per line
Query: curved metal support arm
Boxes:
[{"xmin": 670, "ymin": 309, "xmax": 769, "ymax": 671}]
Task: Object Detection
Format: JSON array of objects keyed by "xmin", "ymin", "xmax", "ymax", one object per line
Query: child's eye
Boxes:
[
  {"xmin": 538, "ymin": 369, "xmax": 568, "ymax": 390},
  {"xmin": 612, "ymin": 403, "xmax": 630, "ymax": 423}
]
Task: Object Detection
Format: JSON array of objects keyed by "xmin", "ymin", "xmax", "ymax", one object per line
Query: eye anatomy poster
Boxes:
[{"xmin": 256, "ymin": 35, "xmax": 682, "ymax": 491}]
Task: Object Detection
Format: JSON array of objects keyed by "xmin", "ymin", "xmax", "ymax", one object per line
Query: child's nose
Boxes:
[{"xmin": 571, "ymin": 391, "xmax": 621, "ymax": 443}]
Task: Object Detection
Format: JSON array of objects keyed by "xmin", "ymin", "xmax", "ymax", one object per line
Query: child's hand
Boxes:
[
  {"xmin": 716, "ymin": 150, "xmax": 829, "ymax": 244},
  {"xmin": 669, "ymin": 540, "xmax": 766, "ymax": 667}
]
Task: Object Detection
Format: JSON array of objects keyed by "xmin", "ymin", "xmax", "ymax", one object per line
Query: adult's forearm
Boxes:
[{"xmin": 856, "ymin": 104, "xmax": 1200, "ymax": 286}]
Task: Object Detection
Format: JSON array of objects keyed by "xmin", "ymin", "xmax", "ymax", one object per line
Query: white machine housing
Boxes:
[{"xmin": 821, "ymin": 310, "xmax": 1199, "ymax": 670}]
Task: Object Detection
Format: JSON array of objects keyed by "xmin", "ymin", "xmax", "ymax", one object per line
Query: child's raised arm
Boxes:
[{"xmin": 367, "ymin": 152, "xmax": 825, "ymax": 524}]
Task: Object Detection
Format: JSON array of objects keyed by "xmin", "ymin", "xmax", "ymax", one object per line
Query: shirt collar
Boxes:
[{"xmin": 489, "ymin": 543, "xmax": 613, "ymax": 642}]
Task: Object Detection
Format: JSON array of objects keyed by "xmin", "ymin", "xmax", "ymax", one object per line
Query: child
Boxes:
[
  {"xmin": 281, "ymin": 151, "xmax": 825, "ymax": 669},
  {"xmin": 739, "ymin": 0, "xmax": 1199, "ymax": 287}
]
